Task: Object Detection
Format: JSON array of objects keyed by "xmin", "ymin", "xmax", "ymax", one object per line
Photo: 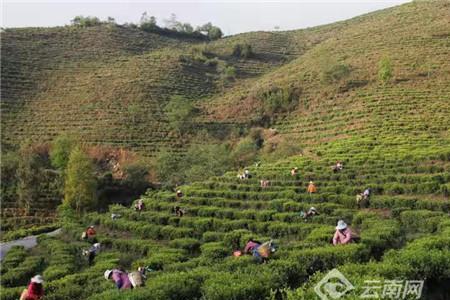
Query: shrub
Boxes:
[
  {"xmin": 378, "ymin": 56, "xmax": 393, "ymax": 84},
  {"xmin": 202, "ymin": 271, "xmax": 272, "ymax": 300},
  {"xmin": 0, "ymin": 287, "xmax": 25, "ymax": 300},
  {"xmin": 321, "ymin": 63, "xmax": 351, "ymax": 83},
  {"xmin": 232, "ymin": 43, "xmax": 253, "ymax": 58},
  {"xmin": 1, "ymin": 256, "xmax": 45, "ymax": 287},
  {"xmin": 222, "ymin": 66, "xmax": 237, "ymax": 81},
  {"xmin": 289, "ymin": 244, "xmax": 369, "ymax": 273},
  {"xmin": 1, "ymin": 246, "xmax": 27, "ymax": 272},
  {"xmin": 134, "ymin": 249, "xmax": 186, "ymax": 271},
  {"xmin": 200, "ymin": 242, "xmax": 229, "ymax": 260},
  {"xmin": 257, "ymin": 86, "xmax": 299, "ymax": 115},
  {"xmin": 223, "ymin": 229, "xmax": 252, "ymax": 250},
  {"xmin": 400, "ymin": 210, "xmax": 444, "ymax": 233},
  {"xmin": 71, "ymin": 16, "xmax": 101, "ymax": 27},
  {"xmin": 202, "ymin": 231, "xmax": 225, "ymax": 242},
  {"xmin": 165, "ymin": 95, "xmax": 194, "ymax": 135},
  {"xmin": 169, "ymin": 238, "xmax": 201, "ymax": 253}
]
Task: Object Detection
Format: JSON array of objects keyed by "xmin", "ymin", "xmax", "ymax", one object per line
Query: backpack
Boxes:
[{"xmin": 129, "ymin": 271, "xmax": 144, "ymax": 288}]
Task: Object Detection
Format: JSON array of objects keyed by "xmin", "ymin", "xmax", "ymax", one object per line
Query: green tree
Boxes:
[
  {"xmin": 165, "ymin": 95, "xmax": 195, "ymax": 135},
  {"xmin": 140, "ymin": 12, "xmax": 158, "ymax": 32},
  {"xmin": 64, "ymin": 147, "xmax": 97, "ymax": 214},
  {"xmin": 50, "ymin": 134, "xmax": 77, "ymax": 171},
  {"xmin": 16, "ymin": 141, "xmax": 45, "ymax": 213},
  {"xmin": 155, "ymin": 149, "xmax": 184, "ymax": 187},
  {"xmin": 378, "ymin": 56, "xmax": 393, "ymax": 84},
  {"xmin": 183, "ymin": 144, "xmax": 231, "ymax": 182},
  {"xmin": 122, "ymin": 162, "xmax": 150, "ymax": 191},
  {"xmin": 1, "ymin": 151, "xmax": 19, "ymax": 204},
  {"xmin": 197, "ymin": 22, "xmax": 223, "ymax": 40},
  {"xmin": 231, "ymin": 137, "xmax": 259, "ymax": 168},
  {"xmin": 207, "ymin": 26, "xmax": 223, "ymax": 40},
  {"xmin": 71, "ymin": 16, "xmax": 101, "ymax": 27}
]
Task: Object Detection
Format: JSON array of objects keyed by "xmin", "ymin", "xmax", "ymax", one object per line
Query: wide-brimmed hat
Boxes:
[
  {"xmin": 309, "ymin": 181, "xmax": 314, "ymax": 184},
  {"xmin": 336, "ymin": 220, "xmax": 347, "ymax": 230},
  {"xmin": 31, "ymin": 275, "xmax": 44, "ymax": 284},
  {"xmin": 104, "ymin": 270, "xmax": 112, "ymax": 280},
  {"xmin": 310, "ymin": 207, "xmax": 317, "ymax": 211}
]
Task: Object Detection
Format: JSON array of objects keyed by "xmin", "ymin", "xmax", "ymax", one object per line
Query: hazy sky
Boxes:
[{"xmin": 2, "ymin": 0, "xmax": 411, "ymax": 35}]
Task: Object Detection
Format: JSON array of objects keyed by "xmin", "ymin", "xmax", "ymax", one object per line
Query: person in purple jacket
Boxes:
[{"xmin": 104, "ymin": 269, "xmax": 133, "ymax": 290}]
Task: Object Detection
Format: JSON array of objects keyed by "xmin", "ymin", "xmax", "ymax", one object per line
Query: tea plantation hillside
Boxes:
[
  {"xmin": 4, "ymin": 1, "xmax": 448, "ymax": 156},
  {"xmin": 1, "ymin": 21, "xmax": 333, "ymax": 154},
  {"xmin": 201, "ymin": 1, "xmax": 450, "ymax": 136},
  {"xmin": 1, "ymin": 141, "xmax": 449, "ymax": 299},
  {"xmin": 1, "ymin": 2, "xmax": 450, "ymax": 299}
]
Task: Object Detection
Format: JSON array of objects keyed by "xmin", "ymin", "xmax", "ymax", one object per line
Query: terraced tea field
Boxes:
[
  {"xmin": 1, "ymin": 140, "xmax": 449, "ymax": 299},
  {"xmin": 1, "ymin": 1, "xmax": 450, "ymax": 299}
]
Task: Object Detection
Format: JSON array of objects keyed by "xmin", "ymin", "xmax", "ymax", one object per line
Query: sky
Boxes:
[{"xmin": 2, "ymin": 0, "xmax": 411, "ymax": 36}]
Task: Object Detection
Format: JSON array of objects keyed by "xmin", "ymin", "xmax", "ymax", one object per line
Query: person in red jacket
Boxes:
[
  {"xmin": 86, "ymin": 226, "xmax": 96, "ymax": 237},
  {"xmin": 20, "ymin": 275, "xmax": 44, "ymax": 300}
]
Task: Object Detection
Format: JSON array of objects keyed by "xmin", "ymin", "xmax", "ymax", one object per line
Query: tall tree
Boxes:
[
  {"xmin": 165, "ymin": 95, "xmax": 194, "ymax": 135},
  {"xmin": 16, "ymin": 141, "xmax": 45, "ymax": 214},
  {"xmin": 64, "ymin": 147, "xmax": 97, "ymax": 214},
  {"xmin": 50, "ymin": 134, "xmax": 77, "ymax": 171}
]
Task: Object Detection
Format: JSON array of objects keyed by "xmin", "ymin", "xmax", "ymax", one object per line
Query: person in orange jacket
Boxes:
[{"xmin": 307, "ymin": 181, "xmax": 317, "ymax": 194}]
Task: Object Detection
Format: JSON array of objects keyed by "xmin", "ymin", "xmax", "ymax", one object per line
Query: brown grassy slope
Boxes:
[{"xmin": 199, "ymin": 1, "xmax": 450, "ymax": 153}]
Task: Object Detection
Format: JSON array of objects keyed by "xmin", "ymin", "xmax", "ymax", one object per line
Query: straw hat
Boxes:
[
  {"xmin": 31, "ymin": 275, "xmax": 44, "ymax": 284},
  {"xmin": 104, "ymin": 270, "xmax": 112, "ymax": 280},
  {"xmin": 336, "ymin": 220, "xmax": 347, "ymax": 230}
]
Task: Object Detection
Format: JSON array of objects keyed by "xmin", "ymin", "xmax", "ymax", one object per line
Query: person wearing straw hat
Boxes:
[
  {"xmin": 333, "ymin": 220, "xmax": 353, "ymax": 245},
  {"xmin": 104, "ymin": 269, "xmax": 133, "ymax": 290},
  {"xmin": 304, "ymin": 207, "xmax": 319, "ymax": 221},
  {"xmin": 20, "ymin": 275, "xmax": 44, "ymax": 300}
]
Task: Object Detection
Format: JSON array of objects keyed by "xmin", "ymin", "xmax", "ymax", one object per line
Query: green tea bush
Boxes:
[
  {"xmin": 1, "ymin": 246, "xmax": 27, "ymax": 273},
  {"xmin": 169, "ymin": 238, "xmax": 201, "ymax": 253},
  {"xmin": 133, "ymin": 249, "xmax": 187, "ymax": 270},
  {"xmin": 200, "ymin": 242, "xmax": 229, "ymax": 260},
  {"xmin": 202, "ymin": 231, "xmax": 225, "ymax": 242},
  {"xmin": 400, "ymin": 210, "xmax": 444, "ymax": 233},
  {"xmin": 1, "ymin": 256, "xmax": 45, "ymax": 287},
  {"xmin": 201, "ymin": 271, "xmax": 272, "ymax": 300},
  {"xmin": 289, "ymin": 244, "xmax": 369, "ymax": 273},
  {"xmin": 0, "ymin": 286, "xmax": 25, "ymax": 300}
]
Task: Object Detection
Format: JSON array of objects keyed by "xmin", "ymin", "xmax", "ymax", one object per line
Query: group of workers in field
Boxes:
[{"xmin": 25, "ymin": 160, "xmax": 369, "ymax": 295}]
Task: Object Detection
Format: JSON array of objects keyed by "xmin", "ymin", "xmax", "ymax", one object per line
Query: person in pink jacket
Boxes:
[
  {"xmin": 104, "ymin": 269, "xmax": 132, "ymax": 290},
  {"xmin": 244, "ymin": 239, "xmax": 261, "ymax": 254},
  {"xmin": 333, "ymin": 220, "xmax": 353, "ymax": 245}
]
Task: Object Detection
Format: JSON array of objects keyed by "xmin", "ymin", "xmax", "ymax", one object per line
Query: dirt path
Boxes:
[{"xmin": 0, "ymin": 228, "xmax": 62, "ymax": 261}]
